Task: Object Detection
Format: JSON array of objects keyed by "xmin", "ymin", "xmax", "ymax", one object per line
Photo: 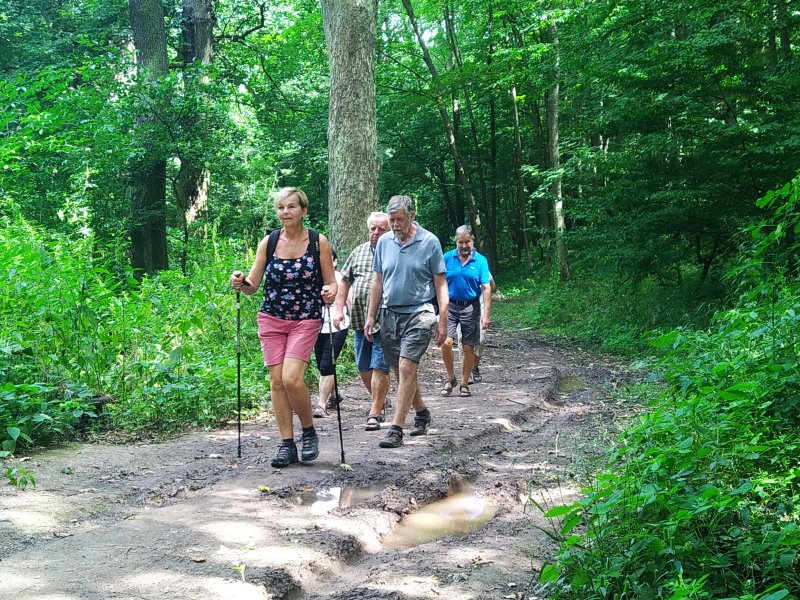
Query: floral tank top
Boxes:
[{"xmin": 260, "ymin": 245, "xmax": 323, "ymax": 321}]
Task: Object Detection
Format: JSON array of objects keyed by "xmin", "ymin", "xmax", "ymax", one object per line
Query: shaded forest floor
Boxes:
[{"xmin": 0, "ymin": 330, "xmax": 634, "ymax": 599}]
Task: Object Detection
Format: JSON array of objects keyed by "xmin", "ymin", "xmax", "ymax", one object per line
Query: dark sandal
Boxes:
[
  {"xmin": 365, "ymin": 414, "xmax": 383, "ymax": 431},
  {"xmin": 441, "ymin": 379, "xmax": 457, "ymax": 396},
  {"xmin": 313, "ymin": 405, "xmax": 327, "ymax": 418},
  {"xmin": 459, "ymin": 384, "xmax": 471, "ymax": 397}
]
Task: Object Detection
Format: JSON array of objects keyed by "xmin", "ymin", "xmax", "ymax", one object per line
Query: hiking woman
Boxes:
[{"xmin": 230, "ymin": 187, "xmax": 337, "ymax": 468}]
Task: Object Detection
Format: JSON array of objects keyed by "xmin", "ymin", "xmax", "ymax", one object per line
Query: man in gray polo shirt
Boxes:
[{"xmin": 364, "ymin": 195, "xmax": 449, "ymax": 449}]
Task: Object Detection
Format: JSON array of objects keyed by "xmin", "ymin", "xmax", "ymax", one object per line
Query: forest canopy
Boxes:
[{"xmin": 1, "ymin": 1, "xmax": 798, "ymax": 596}]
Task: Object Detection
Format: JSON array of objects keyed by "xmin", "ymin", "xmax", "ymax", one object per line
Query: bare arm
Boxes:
[
  {"xmin": 318, "ymin": 234, "xmax": 338, "ymax": 305},
  {"xmin": 333, "ymin": 275, "xmax": 352, "ymax": 328},
  {"xmin": 433, "ymin": 272, "xmax": 449, "ymax": 346},
  {"xmin": 230, "ymin": 236, "xmax": 269, "ymax": 295},
  {"xmin": 364, "ymin": 272, "xmax": 384, "ymax": 342},
  {"xmin": 481, "ymin": 282, "xmax": 492, "ymax": 329}
]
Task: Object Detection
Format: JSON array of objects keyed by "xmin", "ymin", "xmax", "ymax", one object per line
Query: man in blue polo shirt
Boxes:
[
  {"xmin": 440, "ymin": 225, "xmax": 492, "ymax": 397},
  {"xmin": 365, "ymin": 195, "xmax": 449, "ymax": 449}
]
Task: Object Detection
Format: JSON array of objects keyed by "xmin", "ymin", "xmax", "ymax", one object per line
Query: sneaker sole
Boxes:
[
  {"xmin": 271, "ymin": 456, "xmax": 298, "ymax": 468},
  {"xmin": 300, "ymin": 451, "xmax": 319, "ymax": 462},
  {"xmin": 378, "ymin": 440, "xmax": 403, "ymax": 448}
]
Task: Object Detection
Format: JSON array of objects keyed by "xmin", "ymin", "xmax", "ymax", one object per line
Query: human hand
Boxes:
[
  {"xmin": 230, "ymin": 271, "xmax": 245, "ymax": 290},
  {"xmin": 332, "ymin": 305, "xmax": 344, "ymax": 329},
  {"xmin": 321, "ymin": 284, "xmax": 335, "ymax": 305},
  {"xmin": 364, "ymin": 317, "xmax": 375, "ymax": 342},
  {"xmin": 435, "ymin": 320, "xmax": 447, "ymax": 347},
  {"xmin": 481, "ymin": 316, "xmax": 491, "ymax": 330}
]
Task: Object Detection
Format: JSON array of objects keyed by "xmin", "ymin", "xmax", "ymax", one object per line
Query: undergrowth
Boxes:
[
  {"xmin": 536, "ymin": 176, "xmax": 800, "ymax": 598},
  {"xmin": 0, "ymin": 200, "xmax": 268, "ymax": 455},
  {"xmin": 493, "ymin": 264, "xmax": 724, "ymax": 355}
]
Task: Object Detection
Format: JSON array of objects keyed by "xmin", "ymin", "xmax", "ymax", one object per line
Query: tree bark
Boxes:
[
  {"xmin": 129, "ymin": 0, "xmax": 170, "ymax": 275},
  {"xmin": 486, "ymin": 4, "xmax": 499, "ymax": 271},
  {"xmin": 320, "ymin": 0, "xmax": 379, "ymax": 255},
  {"xmin": 511, "ymin": 85, "xmax": 532, "ymax": 267},
  {"xmin": 175, "ymin": 0, "xmax": 215, "ymax": 273},
  {"xmin": 445, "ymin": 3, "xmax": 488, "ymax": 228},
  {"xmin": 546, "ymin": 20, "xmax": 569, "ymax": 282}
]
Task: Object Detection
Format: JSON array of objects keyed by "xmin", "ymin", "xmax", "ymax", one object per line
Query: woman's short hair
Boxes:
[{"xmin": 274, "ymin": 187, "xmax": 309, "ymax": 209}]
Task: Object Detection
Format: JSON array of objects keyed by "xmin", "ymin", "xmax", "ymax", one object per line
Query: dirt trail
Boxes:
[{"xmin": 0, "ymin": 330, "xmax": 631, "ymax": 599}]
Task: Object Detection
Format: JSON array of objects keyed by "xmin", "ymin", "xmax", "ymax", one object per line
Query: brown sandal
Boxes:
[
  {"xmin": 459, "ymin": 384, "xmax": 471, "ymax": 397},
  {"xmin": 365, "ymin": 414, "xmax": 384, "ymax": 431},
  {"xmin": 441, "ymin": 379, "xmax": 457, "ymax": 396}
]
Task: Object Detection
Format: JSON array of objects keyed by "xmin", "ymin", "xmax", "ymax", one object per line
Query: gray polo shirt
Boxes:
[{"xmin": 373, "ymin": 222, "xmax": 445, "ymax": 314}]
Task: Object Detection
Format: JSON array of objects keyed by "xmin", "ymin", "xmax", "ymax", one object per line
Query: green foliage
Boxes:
[
  {"xmin": 5, "ymin": 466, "xmax": 36, "ymax": 490},
  {"xmin": 540, "ymin": 176, "xmax": 800, "ymax": 598},
  {"xmin": 0, "ymin": 200, "xmax": 269, "ymax": 451},
  {"xmin": 493, "ymin": 263, "xmax": 723, "ymax": 355}
]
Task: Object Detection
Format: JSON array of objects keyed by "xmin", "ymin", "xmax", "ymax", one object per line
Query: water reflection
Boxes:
[
  {"xmin": 557, "ymin": 376, "xmax": 586, "ymax": 393},
  {"xmin": 387, "ymin": 493, "xmax": 496, "ymax": 547},
  {"xmin": 298, "ymin": 485, "xmax": 383, "ymax": 515}
]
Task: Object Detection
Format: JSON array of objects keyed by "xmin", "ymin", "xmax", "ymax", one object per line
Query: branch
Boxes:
[{"xmin": 216, "ymin": 2, "xmax": 267, "ymax": 43}]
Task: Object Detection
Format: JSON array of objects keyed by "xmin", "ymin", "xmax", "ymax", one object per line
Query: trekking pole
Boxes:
[
  {"xmin": 326, "ymin": 306, "xmax": 346, "ymax": 465},
  {"xmin": 236, "ymin": 289, "xmax": 242, "ymax": 459}
]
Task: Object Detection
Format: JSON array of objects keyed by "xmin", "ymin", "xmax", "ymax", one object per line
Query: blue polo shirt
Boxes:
[
  {"xmin": 373, "ymin": 222, "xmax": 445, "ymax": 313},
  {"xmin": 443, "ymin": 248, "xmax": 490, "ymax": 302}
]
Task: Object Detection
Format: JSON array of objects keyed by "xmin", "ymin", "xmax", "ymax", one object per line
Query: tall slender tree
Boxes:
[
  {"xmin": 400, "ymin": 0, "xmax": 482, "ymax": 241},
  {"xmin": 546, "ymin": 18, "xmax": 569, "ymax": 281},
  {"xmin": 320, "ymin": 0, "xmax": 379, "ymax": 254},
  {"xmin": 129, "ymin": 0, "xmax": 170, "ymax": 275},
  {"xmin": 175, "ymin": 0, "xmax": 215, "ymax": 272}
]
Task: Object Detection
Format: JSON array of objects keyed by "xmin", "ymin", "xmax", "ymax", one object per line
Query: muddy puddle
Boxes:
[
  {"xmin": 387, "ymin": 493, "xmax": 497, "ymax": 547},
  {"xmin": 557, "ymin": 376, "xmax": 587, "ymax": 393},
  {"xmin": 298, "ymin": 485, "xmax": 385, "ymax": 515}
]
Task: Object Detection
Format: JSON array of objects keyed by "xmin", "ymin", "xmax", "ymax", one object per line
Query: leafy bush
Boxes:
[
  {"xmin": 0, "ymin": 198, "xmax": 270, "ymax": 451},
  {"xmin": 539, "ymin": 176, "xmax": 800, "ymax": 598}
]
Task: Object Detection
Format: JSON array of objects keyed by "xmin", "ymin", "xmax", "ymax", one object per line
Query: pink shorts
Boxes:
[{"xmin": 257, "ymin": 313, "xmax": 322, "ymax": 367}]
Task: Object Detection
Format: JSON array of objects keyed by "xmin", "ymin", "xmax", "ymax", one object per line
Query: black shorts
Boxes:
[{"xmin": 314, "ymin": 328, "xmax": 348, "ymax": 376}]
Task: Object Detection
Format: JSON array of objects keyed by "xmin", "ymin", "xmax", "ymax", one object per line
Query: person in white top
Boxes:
[{"xmin": 313, "ymin": 250, "xmax": 351, "ymax": 417}]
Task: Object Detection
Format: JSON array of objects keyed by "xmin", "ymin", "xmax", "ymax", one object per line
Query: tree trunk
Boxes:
[
  {"xmin": 511, "ymin": 85, "xmax": 532, "ymax": 267},
  {"xmin": 129, "ymin": 0, "xmax": 170, "ymax": 275},
  {"xmin": 486, "ymin": 5, "xmax": 499, "ymax": 271},
  {"xmin": 445, "ymin": 3, "xmax": 488, "ymax": 232},
  {"xmin": 777, "ymin": 0, "xmax": 792, "ymax": 61},
  {"xmin": 320, "ymin": 0, "xmax": 379, "ymax": 255},
  {"xmin": 175, "ymin": 0, "xmax": 214, "ymax": 274},
  {"xmin": 546, "ymin": 20, "xmax": 569, "ymax": 282},
  {"xmin": 400, "ymin": 0, "xmax": 481, "ymax": 237}
]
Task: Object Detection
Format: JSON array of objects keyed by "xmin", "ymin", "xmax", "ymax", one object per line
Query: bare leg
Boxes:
[
  {"xmin": 268, "ymin": 363, "xmax": 294, "ymax": 439},
  {"xmin": 318, "ymin": 374, "xmax": 334, "ymax": 411},
  {"xmin": 368, "ymin": 369, "xmax": 390, "ymax": 416},
  {"xmin": 359, "ymin": 371, "xmax": 372, "ymax": 395},
  {"xmin": 440, "ymin": 337, "xmax": 456, "ymax": 382},
  {"xmin": 392, "ymin": 358, "xmax": 425, "ymax": 428},
  {"xmin": 281, "ymin": 358, "xmax": 313, "ymax": 429},
  {"xmin": 461, "ymin": 344, "xmax": 476, "ymax": 387}
]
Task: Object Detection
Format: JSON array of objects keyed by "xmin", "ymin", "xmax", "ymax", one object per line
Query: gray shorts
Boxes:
[
  {"xmin": 379, "ymin": 308, "xmax": 438, "ymax": 365},
  {"xmin": 447, "ymin": 300, "xmax": 480, "ymax": 346}
]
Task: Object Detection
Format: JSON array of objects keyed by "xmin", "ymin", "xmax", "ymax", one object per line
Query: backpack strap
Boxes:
[
  {"xmin": 265, "ymin": 229, "xmax": 281, "ymax": 264},
  {"xmin": 308, "ymin": 229, "xmax": 323, "ymax": 289}
]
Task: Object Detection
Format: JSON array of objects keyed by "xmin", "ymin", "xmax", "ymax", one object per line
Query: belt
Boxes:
[{"xmin": 451, "ymin": 298, "xmax": 478, "ymax": 306}]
